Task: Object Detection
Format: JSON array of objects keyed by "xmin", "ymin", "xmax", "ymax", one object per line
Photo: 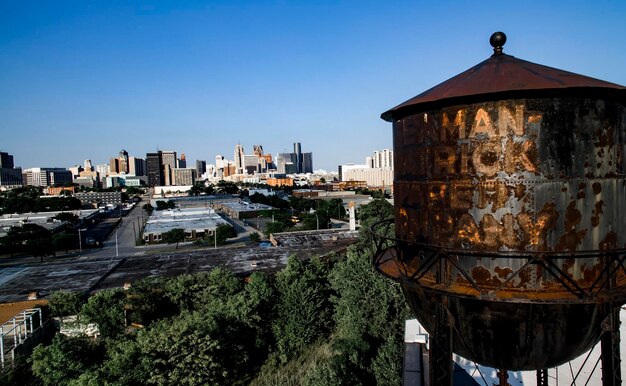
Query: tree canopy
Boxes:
[
  {"xmin": 25, "ymin": 199, "xmax": 409, "ymax": 386},
  {"xmin": 162, "ymin": 228, "xmax": 186, "ymax": 249}
]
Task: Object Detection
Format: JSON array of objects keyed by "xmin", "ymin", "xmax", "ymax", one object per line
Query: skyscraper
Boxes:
[
  {"xmin": 0, "ymin": 151, "xmax": 22, "ymax": 187},
  {"xmin": 161, "ymin": 151, "xmax": 177, "ymax": 185},
  {"xmin": 234, "ymin": 144, "xmax": 245, "ymax": 175},
  {"xmin": 128, "ymin": 157, "xmax": 146, "ymax": 176},
  {"xmin": 0, "ymin": 152, "xmax": 15, "ymax": 169},
  {"xmin": 196, "ymin": 160, "xmax": 207, "ymax": 177},
  {"xmin": 293, "ymin": 143, "xmax": 303, "ymax": 173},
  {"xmin": 146, "ymin": 151, "xmax": 163, "ymax": 187},
  {"xmin": 178, "ymin": 153, "xmax": 187, "ymax": 168}
]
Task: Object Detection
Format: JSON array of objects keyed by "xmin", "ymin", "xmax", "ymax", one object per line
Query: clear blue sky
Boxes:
[{"xmin": 2, "ymin": 1, "xmax": 625, "ymax": 172}]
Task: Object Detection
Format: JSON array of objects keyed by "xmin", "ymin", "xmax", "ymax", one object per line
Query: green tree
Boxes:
[
  {"xmin": 30, "ymin": 335, "xmax": 102, "ymax": 386},
  {"xmin": 52, "ymin": 231, "xmax": 77, "ymax": 253},
  {"xmin": 188, "ymin": 184, "xmax": 204, "ymax": 196},
  {"xmin": 164, "ymin": 269, "xmax": 241, "ymax": 313},
  {"xmin": 215, "ymin": 224, "xmax": 236, "ymax": 245},
  {"xmin": 136, "ymin": 312, "xmax": 253, "ymax": 385},
  {"xmin": 263, "ymin": 221, "xmax": 286, "ymax": 237},
  {"xmin": 272, "ymin": 256, "xmax": 333, "ymax": 363},
  {"xmin": 49, "ymin": 290, "xmax": 85, "ymax": 317},
  {"xmin": 155, "ymin": 200, "xmax": 176, "ymax": 210},
  {"xmin": 216, "ymin": 180, "xmax": 239, "ymax": 194},
  {"xmin": 162, "ymin": 228, "xmax": 186, "ymax": 249},
  {"xmin": 142, "ymin": 203, "xmax": 154, "ymax": 215},
  {"xmin": 327, "ymin": 246, "xmax": 411, "ymax": 384},
  {"xmin": 80, "ymin": 289, "xmax": 126, "ymax": 338},
  {"xmin": 126, "ymin": 277, "xmax": 176, "ymax": 326},
  {"xmin": 356, "ymin": 199, "xmax": 395, "ymax": 252},
  {"xmin": 5, "ymin": 223, "xmax": 55, "ymax": 261},
  {"xmin": 249, "ymin": 232, "xmax": 261, "ymax": 242},
  {"xmin": 98, "ymin": 336, "xmax": 149, "ymax": 386}
]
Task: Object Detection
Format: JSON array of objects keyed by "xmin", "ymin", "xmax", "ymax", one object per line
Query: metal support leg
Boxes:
[
  {"xmin": 536, "ymin": 368, "xmax": 548, "ymax": 386},
  {"xmin": 601, "ymin": 307, "xmax": 621, "ymax": 386},
  {"xmin": 430, "ymin": 300, "xmax": 453, "ymax": 386}
]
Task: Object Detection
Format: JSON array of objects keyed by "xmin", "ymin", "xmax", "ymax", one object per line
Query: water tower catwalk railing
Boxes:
[{"xmin": 371, "ymin": 218, "xmax": 624, "ymax": 386}]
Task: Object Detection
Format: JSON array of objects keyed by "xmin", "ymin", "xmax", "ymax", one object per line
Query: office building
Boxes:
[
  {"xmin": 177, "ymin": 154, "xmax": 187, "ymax": 168},
  {"xmin": 110, "ymin": 150, "xmax": 129, "ymax": 174},
  {"xmin": 22, "ymin": 167, "xmax": 72, "ymax": 187},
  {"xmin": 128, "ymin": 156, "xmax": 146, "ymax": 176},
  {"xmin": 161, "ymin": 150, "xmax": 177, "ymax": 185},
  {"xmin": 172, "ymin": 168, "xmax": 196, "ymax": 186},
  {"xmin": 196, "ymin": 160, "xmax": 206, "ymax": 177},
  {"xmin": 0, "ymin": 152, "xmax": 22, "ymax": 187},
  {"xmin": 372, "ymin": 149, "xmax": 393, "ymax": 169},
  {"xmin": 275, "ymin": 143, "xmax": 313, "ymax": 174},
  {"xmin": 146, "ymin": 151, "xmax": 163, "ymax": 187},
  {"xmin": 234, "ymin": 144, "xmax": 245, "ymax": 175},
  {"xmin": 0, "ymin": 152, "xmax": 15, "ymax": 169}
]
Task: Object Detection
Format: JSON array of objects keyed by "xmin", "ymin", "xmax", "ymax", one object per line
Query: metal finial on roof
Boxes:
[{"xmin": 489, "ymin": 31, "xmax": 507, "ymax": 55}]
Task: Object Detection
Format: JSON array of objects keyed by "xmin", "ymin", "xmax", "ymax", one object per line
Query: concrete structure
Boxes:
[
  {"xmin": 149, "ymin": 194, "xmax": 239, "ymax": 209},
  {"xmin": 270, "ymin": 228, "xmax": 359, "ymax": 247},
  {"xmin": 340, "ymin": 166, "xmax": 393, "ymax": 188},
  {"xmin": 74, "ymin": 191, "xmax": 123, "ymax": 207},
  {"xmin": 215, "ymin": 201, "xmax": 274, "ymax": 220},
  {"xmin": 172, "ymin": 168, "xmax": 196, "ymax": 186},
  {"xmin": 267, "ymin": 177, "xmax": 294, "ymax": 187},
  {"xmin": 22, "ymin": 168, "xmax": 72, "ymax": 187},
  {"xmin": 0, "ymin": 209, "xmax": 99, "ymax": 238},
  {"xmin": 371, "ymin": 149, "xmax": 393, "ymax": 168},
  {"xmin": 46, "ymin": 186, "xmax": 76, "ymax": 196},
  {"xmin": 143, "ymin": 207, "xmax": 228, "ymax": 243}
]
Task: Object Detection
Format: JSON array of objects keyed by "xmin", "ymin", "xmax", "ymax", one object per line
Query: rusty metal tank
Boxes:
[{"xmin": 376, "ymin": 32, "xmax": 626, "ymax": 370}]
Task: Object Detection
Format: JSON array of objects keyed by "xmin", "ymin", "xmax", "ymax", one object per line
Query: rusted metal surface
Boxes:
[{"xmin": 377, "ymin": 33, "xmax": 626, "ymax": 371}]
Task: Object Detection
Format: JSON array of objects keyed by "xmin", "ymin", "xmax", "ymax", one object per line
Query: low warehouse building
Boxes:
[{"xmin": 143, "ymin": 208, "xmax": 229, "ymax": 244}]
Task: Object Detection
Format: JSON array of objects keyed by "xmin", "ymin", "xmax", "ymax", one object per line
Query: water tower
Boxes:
[{"xmin": 374, "ymin": 32, "xmax": 626, "ymax": 385}]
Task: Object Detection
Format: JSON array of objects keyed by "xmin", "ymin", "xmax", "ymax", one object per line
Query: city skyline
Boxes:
[{"xmin": 2, "ymin": 1, "xmax": 626, "ymax": 171}]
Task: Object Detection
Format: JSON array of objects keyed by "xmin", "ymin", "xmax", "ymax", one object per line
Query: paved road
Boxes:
[{"xmin": 82, "ymin": 202, "xmax": 146, "ymax": 258}]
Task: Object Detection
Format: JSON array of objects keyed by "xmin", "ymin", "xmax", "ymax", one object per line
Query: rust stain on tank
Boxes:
[
  {"xmin": 517, "ymin": 203, "xmax": 559, "ymax": 247},
  {"xmin": 591, "ymin": 200, "xmax": 604, "ymax": 227},
  {"xmin": 514, "ymin": 184, "xmax": 526, "ymax": 200},
  {"xmin": 494, "ymin": 266, "xmax": 514, "ymax": 279},
  {"xmin": 471, "ymin": 266, "xmax": 501, "ymax": 286},
  {"xmin": 556, "ymin": 201, "xmax": 587, "ymax": 251},
  {"xmin": 592, "ymin": 182, "xmax": 602, "ymax": 195},
  {"xmin": 563, "ymin": 201, "xmax": 581, "ymax": 230},
  {"xmin": 582, "ymin": 263, "xmax": 603, "ymax": 284},
  {"xmin": 600, "ymin": 231, "xmax": 618, "ymax": 250}
]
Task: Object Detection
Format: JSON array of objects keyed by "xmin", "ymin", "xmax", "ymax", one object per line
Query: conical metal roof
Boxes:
[{"xmin": 381, "ymin": 32, "xmax": 626, "ymax": 122}]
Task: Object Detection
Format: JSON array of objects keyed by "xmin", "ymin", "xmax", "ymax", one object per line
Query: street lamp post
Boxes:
[
  {"xmin": 115, "ymin": 229, "xmax": 119, "ymax": 257},
  {"xmin": 78, "ymin": 228, "xmax": 87, "ymax": 253},
  {"xmin": 314, "ymin": 213, "xmax": 319, "ymax": 230}
]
